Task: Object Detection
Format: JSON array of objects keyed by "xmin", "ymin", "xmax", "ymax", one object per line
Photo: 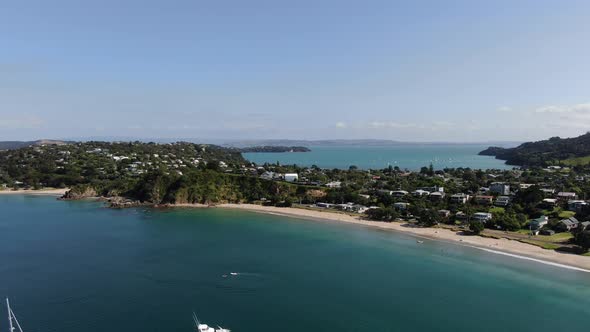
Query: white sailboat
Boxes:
[
  {"xmin": 193, "ymin": 312, "xmax": 230, "ymax": 332},
  {"xmin": 6, "ymin": 298, "xmax": 24, "ymax": 332}
]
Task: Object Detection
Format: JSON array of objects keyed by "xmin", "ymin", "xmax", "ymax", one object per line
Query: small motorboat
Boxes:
[
  {"xmin": 229, "ymin": 272, "xmax": 239, "ymax": 276},
  {"xmin": 194, "ymin": 312, "xmax": 230, "ymax": 332},
  {"xmin": 417, "ymin": 240, "xmax": 424, "ymax": 244}
]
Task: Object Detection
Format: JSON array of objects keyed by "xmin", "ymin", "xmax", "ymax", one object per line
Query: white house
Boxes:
[
  {"xmin": 472, "ymin": 212, "xmax": 493, "ymax": 223},
  {"xmin": 391, "ymin": 190, "xmax": 409, "ymax": 197},
  {"xmin": 558, "ymin": 192, "xmax": 577, "ymax": 200},
  {"xmin": 284, "ymin": 173, "xmax": 299, "ymax": 182},
  {"xmin": 450, "ymin": 193, "xmax": 469, "ymax": 204},
  {"xmin": 412, "ymin": 189, "xmax": 430, "ymax": 197},
  {"xmin": 325, "ymin": 181, "xmax": 342, "ymax": 188},
  {"xmin": 490, "ymin": 182, "xmax": 510, "ymax": 195}
]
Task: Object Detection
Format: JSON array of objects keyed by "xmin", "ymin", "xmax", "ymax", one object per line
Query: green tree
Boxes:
[
  {"xmin": 469, "ymin": 220, "xmax": 484, "ymax": 235},
  {"xmin": 418, "ymin": 209, "xmax": 439, "ymax": 227}
]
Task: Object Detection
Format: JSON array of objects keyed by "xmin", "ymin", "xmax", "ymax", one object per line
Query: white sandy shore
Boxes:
[
  {"xmin": 0, "ymin": 188, "xmax": 69, "ymax": 196},
  {"xmin": 216, "ymin": 203, "xmax": 590, "ymax": 272}
]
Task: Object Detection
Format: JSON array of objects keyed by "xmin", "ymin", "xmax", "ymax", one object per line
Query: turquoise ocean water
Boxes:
[
  {"xmin": 1, "ymin": 195, "xmax": 589, "ymax": 332},
  {"xmin": 243, "ymin": 145, "xmax": 512, "ymax": 170}
]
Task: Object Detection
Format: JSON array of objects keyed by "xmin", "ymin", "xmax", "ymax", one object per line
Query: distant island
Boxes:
[
  {"xmin": 0, "ymin": 139, "xmax": 70, "ymax": 151},
  {"xmin": 480, "ymin": 133, "xmax": 590, "ymax": 167},
  {"xmin": 237, "ymin": 146, "xmax": 311, "ymax": 153}
]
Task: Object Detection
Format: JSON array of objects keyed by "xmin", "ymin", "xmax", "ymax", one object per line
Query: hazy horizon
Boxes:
[
  {"xmin": 1, "ymin": 1, "xmax": 589, "ymax": 141},
  {"xmin": 1, "ymin": 136, "xmax": 524, "ymax": 146}
]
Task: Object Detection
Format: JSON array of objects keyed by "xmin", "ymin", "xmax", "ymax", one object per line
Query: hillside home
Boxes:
[
  {"xmin": 530, "ymin": 216, "xmax": 548, "ymax": 235},
  {"xmin": 325, "ymin": 181, "xmax": 342, "ymax": 188},
  {"xmin": 412, "ymin": 189, "xmax": 430, "ymax": 197},
  {"xmin": 472, "ymin": 212, "xmax": 493, "ymax": 223},
  {"xmin": 429, "ymin": 191, "xmax": 445, "ymax": 201},
  {"xmin": 284, "ymin": 173, "xmax": 299, "ymax": 182},
  {"xmin": 557, "ymin": 217, "xmax": 579, "ymax": 232},
  {"xmin": 568, "ymin": 200, "xmax": 589, "ymax": 212},
  {"xmin": 475, "ymin": 195, "xmax": 494, "ymax": 205},
  {"xmin": 490, "ymin": 182, "xmax": 510, "ymax": 195},
  {"xmin": 392, "ymin": 190, "xmax": 409, "ymax": 198},
  {"xmin": 495, "ymin": 196, "xmax": 511, "ymax": 207},
  {"xmin": 419, "ymin": 186, "xmax": 444, "ymax": 193},
  {"xmin": 450, "ymin": 193, "xmax": 469, "ymax": 204},
  {"xmin": 557, "ymin": 192, "xmax": 577, "ymax": 201}
]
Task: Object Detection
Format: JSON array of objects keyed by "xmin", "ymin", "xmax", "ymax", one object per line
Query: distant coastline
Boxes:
[{"xmin": 236, "ymin": 146, "xmax": 311, "ymax": 153}]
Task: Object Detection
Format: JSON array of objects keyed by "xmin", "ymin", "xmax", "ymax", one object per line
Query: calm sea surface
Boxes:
[
  {"xmin": 2, "ymin": 195, "xmax": 590, "ymax": 332},
  {"xmin": 243, "ymin": 145, "xmax": 512, "ymax": 170}
]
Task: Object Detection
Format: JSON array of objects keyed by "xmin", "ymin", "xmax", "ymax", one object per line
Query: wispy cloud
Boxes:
[
  {"xmin": 534, "ymin": 102, "xmax": 590, "ymax": 113},
  {"xmin": 368, "ymin": 121, "xmax": 420, "ymax": 129},
  {"xmin": 367, "ymin": 121, "xmax": 454, "ymax": 130},
  {"xmin": 335, "ymin": 122, "xmax": 347, "ymax": 128},
  {"xmin": 0, "ymin": 114, "xmax": 44, "ymax": 129}
]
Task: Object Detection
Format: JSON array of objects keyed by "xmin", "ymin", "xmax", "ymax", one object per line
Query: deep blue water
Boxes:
[
  {"xmin": 243, "ymin": 145, "xmax": 513, "ymax": 170},
  {"xmin": 1, "ymin": 195, "xmax": 590, "ymax": 332}
]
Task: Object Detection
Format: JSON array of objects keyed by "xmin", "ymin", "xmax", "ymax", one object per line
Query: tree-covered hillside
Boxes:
[{"xmin": 480, "ymin": 133, "xmax": 590, "ymax": 166}]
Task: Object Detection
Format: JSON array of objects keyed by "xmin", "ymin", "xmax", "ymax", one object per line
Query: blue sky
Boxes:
[{"xmin": 1, "ymin": 0, "xmax": 589, "ymax": 142}]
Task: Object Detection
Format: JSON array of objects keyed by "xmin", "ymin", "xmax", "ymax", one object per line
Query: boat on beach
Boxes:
[{"xmin": 193, "ymin": 312, "xmax": 231, "ymax": 332}]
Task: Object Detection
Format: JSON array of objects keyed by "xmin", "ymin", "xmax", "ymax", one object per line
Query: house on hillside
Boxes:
[
  {"xmin": 495, "ymin": 196, "xmax": 511, "ymax": 207},
  {"xmin": 529, "ymin": 216, "xmax": 548, "ymax": 235},
  {"xmin": 429, "ymin": 191, "xmax": 445, "ymax": 201},
  {"xmin": 284, "ymin": 173, "xmax": 299, "ymax": 182},
  {"xmin": 472, "ymin": 212, "xmax": 493, "ymax": 223},
  {"xmin": 490, "ymin": 182, "xmax": 510, "ymax": 195},
  {"xmin": 392, "ymin": 190, "xmax": 409, "ymax": 198},
  {"xmin": 260, "ymin": 171, "xmax": 277, "ymax": 180},
  {"xmin": 557, "ymin": 192, "xmax": 577, "ymax": 201},
  {"xmin": 557, "ymin": 217, "xmax": 579, "ymax": 232},
  {"xmin": 412, "ymin": 189, "xmax": 430, "ymax": 197},
  {"xmin": 419, "ymin": 186, "xmax": 444, "ymax": 193},
  {"xmin": 325, "ymin": 181, "xmax": 342, "ymax": 188},
  {"xmin": 567, "ymin": 200, "xmax": 588, "ymax": 212},
  {"xmin": 475, "ymin": 195, "xmax": 494, "ymax": 205},
  {"xmin": 450, "ymin": 193, "xmax": 469, "ymax": 204}
]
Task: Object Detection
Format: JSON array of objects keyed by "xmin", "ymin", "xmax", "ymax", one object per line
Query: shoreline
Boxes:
[
  {"xmin": 215, "ymin": 203, "xmax": 590, "ymax": 272},
  {"xmin": 0, "ymin": 188, "xmax": 69, "ymax": 196}
]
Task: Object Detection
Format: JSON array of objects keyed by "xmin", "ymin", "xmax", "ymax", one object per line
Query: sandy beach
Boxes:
[
  {"xmin": 217, "ymin": 203, "xmax": 590, "ymax": 272},
  {"xmin": 0, "ymin": 188, "xmax": 69, "ymax": 196}
]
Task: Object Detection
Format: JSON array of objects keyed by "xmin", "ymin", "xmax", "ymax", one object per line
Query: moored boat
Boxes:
[{"xmin": 193, "ymin": 312, "xmax": 230, "ymax": 332}]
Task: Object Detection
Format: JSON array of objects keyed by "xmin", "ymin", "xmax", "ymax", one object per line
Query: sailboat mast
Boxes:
[
  {"xmin": 7, "ymin": 298, "xmax": 15, "ymax": 332},
  {"xmin": 6, "ymin": 298, "xmax": 24, "ymax": 332}
]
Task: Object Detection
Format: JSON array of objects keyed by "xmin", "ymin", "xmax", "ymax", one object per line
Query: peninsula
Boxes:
[{"xmin": 2, "ymin": 139, "xmax": 590, "ymax": 266}]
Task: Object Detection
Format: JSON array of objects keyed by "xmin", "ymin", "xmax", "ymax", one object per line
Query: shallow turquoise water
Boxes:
[
  {"xmin": 243, "ymin": 144, "xmax": 512, "ymax": 170},
  {"xmin": 1, "ymin": 195, "xmax": 589, "ymax": 332}
]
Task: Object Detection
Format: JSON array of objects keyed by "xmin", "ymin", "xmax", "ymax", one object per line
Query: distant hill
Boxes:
[
  {"xmin": 0, "ymin": 140, "xmax": 70, "ymax": 150},
  {"xmin": 479, "ymin": 133, "xmax": 590, "ymax": 166},
  {"xmin": 237, "ymin": 146, "xmax": 311, "ymax": 153},
  {"xmin": 221, "ymin": 139, "xmax": 519, "ymax": 148}
]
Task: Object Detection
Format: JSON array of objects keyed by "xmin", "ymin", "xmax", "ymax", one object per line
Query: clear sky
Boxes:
[{"xmin": 1, "ymin": 0, "xmax": 589, "ymax": 142}]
